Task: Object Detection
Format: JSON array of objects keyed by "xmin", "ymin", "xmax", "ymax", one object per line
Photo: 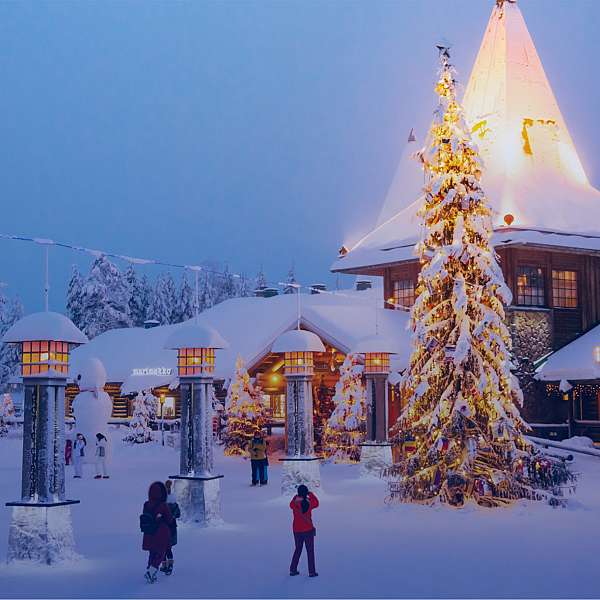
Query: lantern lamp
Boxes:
[
  {"xmin": 272, "ymin": 329, "xmax": 325, "ymax": 377},
  {"xmin": 163, "ymin": 323, "xmax": 229, "ymax": 526}
]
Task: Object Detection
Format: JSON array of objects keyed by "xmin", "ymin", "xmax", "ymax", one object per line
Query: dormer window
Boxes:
[{"xmin": 517, "ymin": 266, "xmax": 545, "ymax": 307}]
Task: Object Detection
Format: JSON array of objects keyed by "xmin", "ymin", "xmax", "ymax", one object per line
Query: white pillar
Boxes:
[
  {"xmin": 280, "ymin": 374, "xmax": 321, "ymax": 495},
  {"xmin": 7, "ymin": 376, "xmax": 79, "ymax": 564},
  {"xmin": 171, "ymin": 376, "xmax": 223, "ymax": 526}
]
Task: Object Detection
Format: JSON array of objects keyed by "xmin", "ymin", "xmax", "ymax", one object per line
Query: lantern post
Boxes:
[
  {"xmin": 2, "ymin": 311, "xmax": 87, "ymax": 564},
  {"xmin": 353, "ymin": 335, "xmax": 396, "ymax": 477},
  {"xmin": 164, "ymin": 323, "xmax": 228, "ymax": 526},
  {"xmin": 272, "ymin": 329, "xmax": 325, "ymax": 495}
]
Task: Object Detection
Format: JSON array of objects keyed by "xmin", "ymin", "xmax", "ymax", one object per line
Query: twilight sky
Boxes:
[{"xmin": 0, "ymin": 0, "xmax": 599, "ymax": 312}]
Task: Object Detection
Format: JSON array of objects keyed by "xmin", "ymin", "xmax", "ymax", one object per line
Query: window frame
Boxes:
[
  {"xmin": 551, "ymin": 269, "xmax": 578, "ymax": 309},
  {"xmin": 516, "ymin": 265, "xmax": 546, "ymax": 307}
]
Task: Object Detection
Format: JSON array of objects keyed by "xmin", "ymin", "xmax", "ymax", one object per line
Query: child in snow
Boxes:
[
  {"xmin": 141, "ymin": 481, "xmax": 173, "ymax": 584},
  {"xmin": 94, "ymin": 433, "xmax": 109, "ymax": 479},
  {"xmin": 248, "ymin": 431, "xmax": 268, "ymax": 486},
  {"xmin": 160, "ymin": 479, "xmax": 181, "ymax": 576},
  {"xmin": 73, "ymin": 433, "xmax": 86, "ymax": 478},
  {"xmin": 289, "ymin": 484, "xmax": 319, "ymax": 577}
]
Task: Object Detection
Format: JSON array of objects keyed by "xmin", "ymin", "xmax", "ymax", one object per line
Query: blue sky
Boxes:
[{"xmin": 1, "ymin": 0, "xmax": 599, "ymax": 312}]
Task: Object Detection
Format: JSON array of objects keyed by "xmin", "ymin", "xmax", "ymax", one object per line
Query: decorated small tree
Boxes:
[
  {"xmin": 123, "ymin": 391, "xmax": 153, "ymax": 444},
  {"xmin": 0, "ymin": 393, "xmax": 14, "ymax": 437},
  {"xmin": 223, "ymin": 356, "xmax": 267, "ymax": 456},
  {"xmin": 388, "ymin": 49, "xmax": 575, "ymax": 507},
  {"xmin": 323, "ymin": 354, "xmax": 366, "ymax": 462}
]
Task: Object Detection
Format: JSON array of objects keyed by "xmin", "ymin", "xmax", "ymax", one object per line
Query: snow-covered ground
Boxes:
[{"xmin": 1, "ymin": 429, "xmax": 599, "ymax": 598}]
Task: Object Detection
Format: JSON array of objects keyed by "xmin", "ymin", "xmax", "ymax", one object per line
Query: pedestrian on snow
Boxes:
[
  {"xmin": 289, "ymin": 484, "xmax": 319, "ymax": 577},
  {"xmin": 160, "ymin": 480, "xmax": 181, "ymax": 576},
  {"xmin": 248, "ymin": 430, "xmax": 268, "ymax": 486},
  {"xmin": 141, "ymin": 481, "xmax": 173, "ymax": 584},
  {"xmin": 94, "ymin": 433, "xmax": 109, "ymax": 479},
  {"xmin": 73, "ymin": 433, "xmax": 86, "ymax": 478}
]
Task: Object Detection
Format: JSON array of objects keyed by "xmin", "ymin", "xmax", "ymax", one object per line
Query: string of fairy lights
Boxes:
[{"xmin": 0, "ymin": 232, "xmax": 413, "ymax": 312}]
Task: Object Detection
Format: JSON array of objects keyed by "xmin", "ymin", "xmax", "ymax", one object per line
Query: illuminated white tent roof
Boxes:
[{"xmin": 332, "ymin": 0, "xmax": 600, "ymax": 273}]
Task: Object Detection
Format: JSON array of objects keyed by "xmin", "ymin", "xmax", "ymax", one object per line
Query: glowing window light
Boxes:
[
  {"xmin": 177, "ymin": 347, "xmax": 215, "ymax": 376},
  {"xmin": 21, "ymin": 340, "xmax": 70, "ymax": 376},
  {"xmin": 284, "ymin": 351, "xmax": 314, "ymax": 376}
]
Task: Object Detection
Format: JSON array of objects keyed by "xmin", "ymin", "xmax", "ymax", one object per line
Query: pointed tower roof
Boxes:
[{"xmin": 332, "ymin": 0, "xmax": 600, "ymax": 274}]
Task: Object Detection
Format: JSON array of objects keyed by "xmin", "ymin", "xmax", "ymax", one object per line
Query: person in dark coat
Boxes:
[
  {"xmin": 142, "ymin": 481, "xmax": 173, "ymax": 583},
  {"xmin": 247, "ymin": 431, "xmax": 268, "ymax": 486},
  {"xmin": 289, "ymin": 484, "xmax": 319, "ymax": 577},
  {"xmin": 160, "ymin": 479, "xmax": 180, "ymax": 576}
]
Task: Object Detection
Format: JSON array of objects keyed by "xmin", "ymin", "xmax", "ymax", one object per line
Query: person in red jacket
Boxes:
[
  {"xmin": 142, "ymin": 481, "xmax": 173, "ymax": 583},
  {"xmin": 289, "ymin": 484, "xmax": 319, "ymax": 577}
]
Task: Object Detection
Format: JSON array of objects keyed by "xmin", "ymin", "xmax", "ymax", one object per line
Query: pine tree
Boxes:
[
  {"xmin": 66, "ymin": 265, "xmax": 85, "ymax": 330},
  {"xmin": 175, "ymin": 274, "xmax": 196, "ymax": 323},
  {"xmin": 388, "ymin": 50, "xmax": 575, "ymax": 507},
  {"xmin": 125, "ymin": 266, "xmax": 151, "ymax": 327},
  {"xmin": 323, "ymin": 354, "xmax": 366, "ymax": 462},
  {"xmin": 0, "ymin": 296, "xmax": 23, "ymax": 390},
  {"xmin": 123, "ymin": 392, "xmax": 153, "ymax": 444},
  {"xmin": 148, "ymin": 272, "xmax": 177, "ymax": 325},
  {"xmin": 80, "ymin": 255, "xmax": 132, "ymax": 338},
  {"xmin": 223, "ymin": 356, "xmax": 267, "ymax": 456},
  {"xmin": 254, "ymin": 268, "xmax": 267, "ymax": 295},
  {"xmin": 237, "ymin": 274, "xmax": 252, "ymax": 298},
  {"xmin": 216, "ymin": 264, "xmax": 237, "ymax": 305},
  {"xmin": 143, "ymin": 390, "xmax": 159, "ymax": 422},
  {"xmin": 283, "ymin": 266, "xmax": 298, "ymax": 294},
  {"xmin": 200, "ymin": 271, "xmax": 216, "ymax": 312}
]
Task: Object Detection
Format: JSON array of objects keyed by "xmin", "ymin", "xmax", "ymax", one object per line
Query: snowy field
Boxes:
[{"xmin": 1, "ymin": 429, "xmax": 599, "ymax": 599}]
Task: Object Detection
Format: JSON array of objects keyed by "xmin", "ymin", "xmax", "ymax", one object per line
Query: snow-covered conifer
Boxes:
[
  {"xmin": 123, "ymin": 392, "xmax": 153, "ymax": 444},
  {"xmin": 175, "ymin": 274, "xmax": 195, "ymax": 323},
  {"xmin": 323, "ymin": 354, "xmax": 366, "ymax": 462},
  {"xmin": 223, "ymin": 356, "xmax": 267, "ymax": 456},
  {"xmin": 283, "ymin": 266, "xmax": 298, "ymax": 294},
  {"xmin": 66, "ymin": 265, "xmax": 85, "ymax": 330},
  {"xmin": 389, "ymin": 50, "xmax": 574, "ymax": 507},
  {"xmin": 80, "ymin": 255, "xmax": 132, "ymax": 338},
  {"xmin": 125, "ymin": 266, "xmax": 151, "ymax": 327},
  {"xmin": 0, "ymin": 296, "xmax": 23, "ymax": 390},
  {"xmin": 148, "ymin": 272, "xmax": 177, "ymax": 325}
]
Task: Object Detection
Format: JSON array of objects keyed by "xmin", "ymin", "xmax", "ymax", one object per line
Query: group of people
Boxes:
[
  {"xmin": 140, "ymin": 429, "xmax": 320, "ymax": 583},
  {"xmin": 66, "ymin": 432, "xmax": 110, "ymax": 479}
]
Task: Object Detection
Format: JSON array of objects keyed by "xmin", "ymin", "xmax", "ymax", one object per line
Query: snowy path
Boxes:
[{"xmin": 1, "ymin": 430, "xmax": 599, "ymax": 598}]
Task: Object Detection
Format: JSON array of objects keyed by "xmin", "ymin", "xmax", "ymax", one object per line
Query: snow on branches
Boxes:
[
  {"xmin": 323, "ymin": 354, "xmax": 366, "ymax": 463},
  {"xmin": 223, "ymin": 356, "xmax": 267, "ymax": 456},
  {"xmin": 123, "ymin": 391, "xmax": 154, "ymax": 444},
  {"xmin": 388, "ymin": 51, "xmax": 575, "ymax": 508}
]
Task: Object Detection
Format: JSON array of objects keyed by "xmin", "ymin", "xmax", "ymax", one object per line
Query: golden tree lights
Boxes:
[{"xmin": 385, "ymin": 49, "xmax": 575, "ymax": 508}]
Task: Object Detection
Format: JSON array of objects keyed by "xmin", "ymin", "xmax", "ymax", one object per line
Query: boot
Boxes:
[
  {"xmin": 145, "ymin": 567, "xmax": 158, "ymax": 583},
  {"xmin": 159, "ymin": 561, "xmax": 168, "ymax": 573},
  {"xmin": 165, "ymin": 559, "xmax": 174, "ymax": 575}
]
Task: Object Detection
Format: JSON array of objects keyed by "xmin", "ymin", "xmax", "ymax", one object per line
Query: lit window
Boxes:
[
  {"xmin": 392, "ymin": 279, "xmax": 416, "ymax": 309},
  {"xmin": 21, "ymin": 340, "xmax": 69, "ymax": 376},
  {"xmin": 284, "ymin": 352, "xmax": 314, "ymax": 375},
  {"xmin": 177, "ymin": 348, "xmax": 215, "ymax": 376},
  {"xmin": 552, "ymin": 270, "xmax": 578, "ymax": 308},
  {"xmin": 364, "ymin": 353, "xmax": 390, "ymax": 374},
  {"xmin": 517, "ymin": 266, "xmax": 545, "ymax": 307}
]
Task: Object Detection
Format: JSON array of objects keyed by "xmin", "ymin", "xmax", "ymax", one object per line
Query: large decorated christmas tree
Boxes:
[
  {"xmin": 223, "ymin": 356, "xmax": 267, "ymax": 456},
  {"xmin": 123, "ymin": 391, "xmax": 153, "ymax": 444},
  {"xmin": 388, "ymin": 49, "xmax": 575, "ymax": 507},
  {"xmin": 323, "ymin": 354, "xmax": 366, "ymax": 462}
]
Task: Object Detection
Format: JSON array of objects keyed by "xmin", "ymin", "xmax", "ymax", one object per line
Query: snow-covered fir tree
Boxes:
[
  {"xmin": 200, "ymin": 271, "xmax": 216, "ymax": 312},
  {"xmin": 0, "ymin": 296, "xmax": 24, "ymax": 391},
  {"xmin": 283, "ymin": 266, "xmax": 298, "ymax": 294},
  {"xmin": 254, "ymin": 268, "xmax": 267, "ymax": 295},
  {"xmin": 80, "ymin": 255, "xmax": 132, "ymax": 338},
  {"xmin": 148, "ymin": 272, "xmax": 177, "ymax": 325},
  {"xmin": 223, "ymin": 356, "xmax": 267, "ymax": 456},
  {"xmin": 175, "ymin": 274, "xmax": 196, "ymax": 323},
  {"xmin": 66, "ymin": 265, "xmax": 85, "ymax": 330},
  {"xmin": 143, "ymin": 390, "xmax": 159, "ymax": 422},
  {"xmin": 123, "ymin": 392, "xmax": 153, "ymax": 444},
  {"xmin": 125, "ymin": 266, "xmax": 151, "ymax": 327},
  {"xmin": 389, "ymin": 50, "xmax": 574, "ymax": 507},
  {"xmin": 323, "ymin": 354, "xmax": 366, "ymax": 462},
  {"xmin": 0, "ymin": 393, "xmax": 14, "ymax": 437},
  {"xmin": 237, "ymin": 274, "xmax": 252, "ymax": 298},
  {"xmin": 216, "ymin": 264, "xmax": 236, "ymax": 305}
]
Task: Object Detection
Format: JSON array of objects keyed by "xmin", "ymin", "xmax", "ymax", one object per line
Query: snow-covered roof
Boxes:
[
  {"xmin": 2, "ymin": 311, "xmax": 88, "ymax": 345},
  {"xmin": 332, "ymin": 0, "xmax": 600, "ymax": 274},
  {"xmin": 70, "ymin": 290, "xmax": 411, "ymax": 394},
  {"xmin": 352, "ymin": 334, "xmax": 398, "ymax": 355},
  {"xmin": 272, "ymin": 330, "xmax": 326, "ymax": 353},
  {"xmin": 536, "ymin": 324, "xmax": 600, "ymax": 382},
  {"xmin": 163, "ymin": 323, "xmax": 229, "ymax": 350}
]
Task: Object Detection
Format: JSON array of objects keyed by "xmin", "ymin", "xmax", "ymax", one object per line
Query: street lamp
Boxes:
[
  {"xmin": 164, "ymin": 323, "xmax": 228, "ymax": 526},
  {"xmin": 2, "ymin": 311, "xmax": 87, "ymax": 563},
  {"xmin": 353, "ymin": 334, "xmax": 397, "ymax": 477},
  {"xmin": 272, "ymin": 329, "xmax": 325, "ymax": 495}
]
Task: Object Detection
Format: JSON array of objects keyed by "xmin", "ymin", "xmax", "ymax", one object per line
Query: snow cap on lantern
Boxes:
[
  {"xmin": 2, "ymin": 311, "xmax": 88, "ymax": 378},
  {"xmin": 352, "ymin": 334, "xmax": 397, "ymax": 375},
  {"xmin": 164, "ymin": 323, "xmax": 229, "ymax": 377},
  {"xmin": 272, "ymin": 329, "xmax": 325, "ymax": 376}
]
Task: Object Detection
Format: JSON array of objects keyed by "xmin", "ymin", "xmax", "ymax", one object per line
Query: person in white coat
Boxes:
[
  {"xmin": 73, "ymin": 433, "xmax": 87, "ymax": 478},
  {"xmin": 94, "ymin": 433, "xmax": 109, "ymax": 479}
]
